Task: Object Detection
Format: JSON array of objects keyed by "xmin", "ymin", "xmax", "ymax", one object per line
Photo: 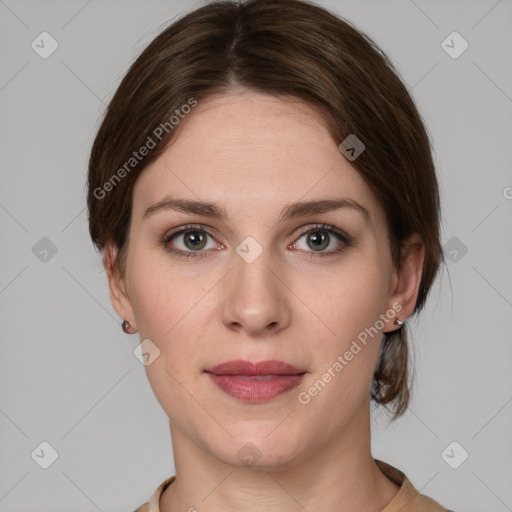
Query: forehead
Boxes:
[{"xmin": 131, "ymin": 91, "xmax": 384, "ymax": 227}]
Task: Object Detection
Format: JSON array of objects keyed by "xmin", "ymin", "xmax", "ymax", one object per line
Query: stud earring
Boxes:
[
  {"xmin": 121, "ymin": 319, "xmax": 135, "ymax": 334},
  {"xmin": 394, "ymin": 319, "xmax": 404, "ymax": 328}
]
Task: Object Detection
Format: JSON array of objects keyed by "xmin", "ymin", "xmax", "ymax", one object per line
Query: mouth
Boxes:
[{"xmin": 204, "ymin": 359, "xmax": 307, "ymax": 402}]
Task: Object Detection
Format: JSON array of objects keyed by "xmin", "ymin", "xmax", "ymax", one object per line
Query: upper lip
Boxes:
[{"xmin": 205, "ymin": 359, "xmax": 306, "ymax": 376}]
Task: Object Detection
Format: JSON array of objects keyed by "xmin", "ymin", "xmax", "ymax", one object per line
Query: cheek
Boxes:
[
  {"xmin": 293, "ymin": 261, "xmax": 389, "ymax": 401},
  {"xmin": 128, "ymin": 254, "xmax": 213, "ymax": 371},
  {"xmin": 130, "ymin": 267, "xmax": 209, "ymax": 425},
  {"xmin": 127, "ymin": 245, "xmax": 187, "ymax": 337},
  {"xmin": 131, "ymin": 275, "xmax": 194, "ymax": 344},
  {"xmin": 295, "ymin": 277, "xmax": 386, "ymax": 431},
  {"xmin": 300, "ymin": 260, "xmax": 390, "ymax": 344}
]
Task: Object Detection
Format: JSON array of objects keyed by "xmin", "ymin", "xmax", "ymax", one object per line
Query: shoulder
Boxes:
[
  {"xmin": 132, "ymin": 476, "xmax": 176, "ymax": 512},
  {"xmin": 375, "ymin": 459, "xmax": 451, "ymax": 512},
  {"xmin": 394, "ymin": 479, "xmax": 451, "ymax": 511}
]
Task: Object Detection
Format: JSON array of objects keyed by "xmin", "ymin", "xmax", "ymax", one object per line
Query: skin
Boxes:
[{"xmin": 104, "ymin": 91, "xmax": 425, "ymax": 511}]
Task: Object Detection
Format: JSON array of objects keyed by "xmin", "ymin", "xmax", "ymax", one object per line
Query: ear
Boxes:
[
  {"xmin": 383, "ymin": 233, "xmax": 425, "ymax": 334},
  {"xmin": 103, "ymin": 242, "xmax": 137, "ymax": 330}
]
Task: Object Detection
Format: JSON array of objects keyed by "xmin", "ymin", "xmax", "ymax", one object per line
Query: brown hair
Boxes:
[{"xmin": 87, "ymin": 0, "xmax": 444, "ymax": 420}]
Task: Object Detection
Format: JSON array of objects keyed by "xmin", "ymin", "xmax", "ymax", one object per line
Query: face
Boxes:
[{"xmin": 107, "ymin": 91, "xmax": 419, "ymax": 469}]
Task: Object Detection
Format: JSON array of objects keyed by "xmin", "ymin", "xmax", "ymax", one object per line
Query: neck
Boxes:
[{"xmin": 160, "ymin": 399, "xmax": 400, "ymax": 512}]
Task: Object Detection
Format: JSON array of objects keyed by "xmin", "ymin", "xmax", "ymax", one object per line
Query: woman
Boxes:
[{"xmin": 87, "ymin": 0, "xmax": 451, "ymax": 510}]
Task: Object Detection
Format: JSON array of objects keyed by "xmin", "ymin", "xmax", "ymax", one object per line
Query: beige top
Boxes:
[{"xmin": 133, "ymin": 459, "xmax": 451, "ymax": 512}]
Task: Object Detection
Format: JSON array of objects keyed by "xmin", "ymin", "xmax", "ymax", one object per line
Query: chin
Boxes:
[{"xmin": 212, "ymin": 435, "xmax": 303, "ymax": 472}]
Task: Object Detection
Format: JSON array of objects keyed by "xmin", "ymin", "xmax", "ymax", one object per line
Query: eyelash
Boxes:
[{"xmin": 161, "ymin": 223, "xmax": 353, "ymax": 260}]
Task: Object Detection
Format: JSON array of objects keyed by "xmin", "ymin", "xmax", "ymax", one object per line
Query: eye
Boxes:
[
  {"xmin": 163, "ymin": 225, "xmax": 222, "ymax": 258},
  {"xmin": 162, "ymin": 223, "xmax": 352, "ymax": 259},
  {"xmin": 291, "ymin": 224, "xmax": 352, "ymax": 256}
]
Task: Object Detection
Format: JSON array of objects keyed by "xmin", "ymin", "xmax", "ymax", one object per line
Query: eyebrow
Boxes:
[{"xmin": 143, "ymin": 196, "xmax": 370, "ymax": 223}]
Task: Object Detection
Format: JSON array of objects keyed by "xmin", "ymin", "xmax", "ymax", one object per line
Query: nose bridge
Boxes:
[
  {"xmin": 234, "ymin": 239, "xmax": 275, "ymax": 292},
  {"xmin": 221, "ymin": 236, "xmax": 290, "ymax": 334}
]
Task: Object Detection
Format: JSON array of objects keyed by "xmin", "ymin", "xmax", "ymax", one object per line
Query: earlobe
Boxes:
[
  {"xmin": 103, "ymin": 242, "xmax": 137, "ymax": 332},
  {"xmin": 383, "ymin": 234, "xmax": 425, "ymax": 333}
]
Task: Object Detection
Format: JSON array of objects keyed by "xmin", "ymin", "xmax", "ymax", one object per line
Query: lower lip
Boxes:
[{"xmin": 207, "ymin": 373, "xmax": 305, "ymax": 402}]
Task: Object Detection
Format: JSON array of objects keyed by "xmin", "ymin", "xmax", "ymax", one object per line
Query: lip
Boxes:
[
  {"xmin": 205, "ymin": 359, "xmax": 307, "ymax": 402},
  {"xmin": 206, "ymin": 359, "xmax": 305, "ymax": 376}
]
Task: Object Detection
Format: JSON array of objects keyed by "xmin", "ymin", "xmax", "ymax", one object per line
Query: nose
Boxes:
[{"xmin": 220, "ymin": 244, "xmax": 292, "ymax": 337}]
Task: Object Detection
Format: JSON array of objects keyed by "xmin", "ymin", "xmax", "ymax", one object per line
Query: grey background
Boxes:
[{"xmin": 1, "ymin": 0, "xmax": 511, "ymax": 510}]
